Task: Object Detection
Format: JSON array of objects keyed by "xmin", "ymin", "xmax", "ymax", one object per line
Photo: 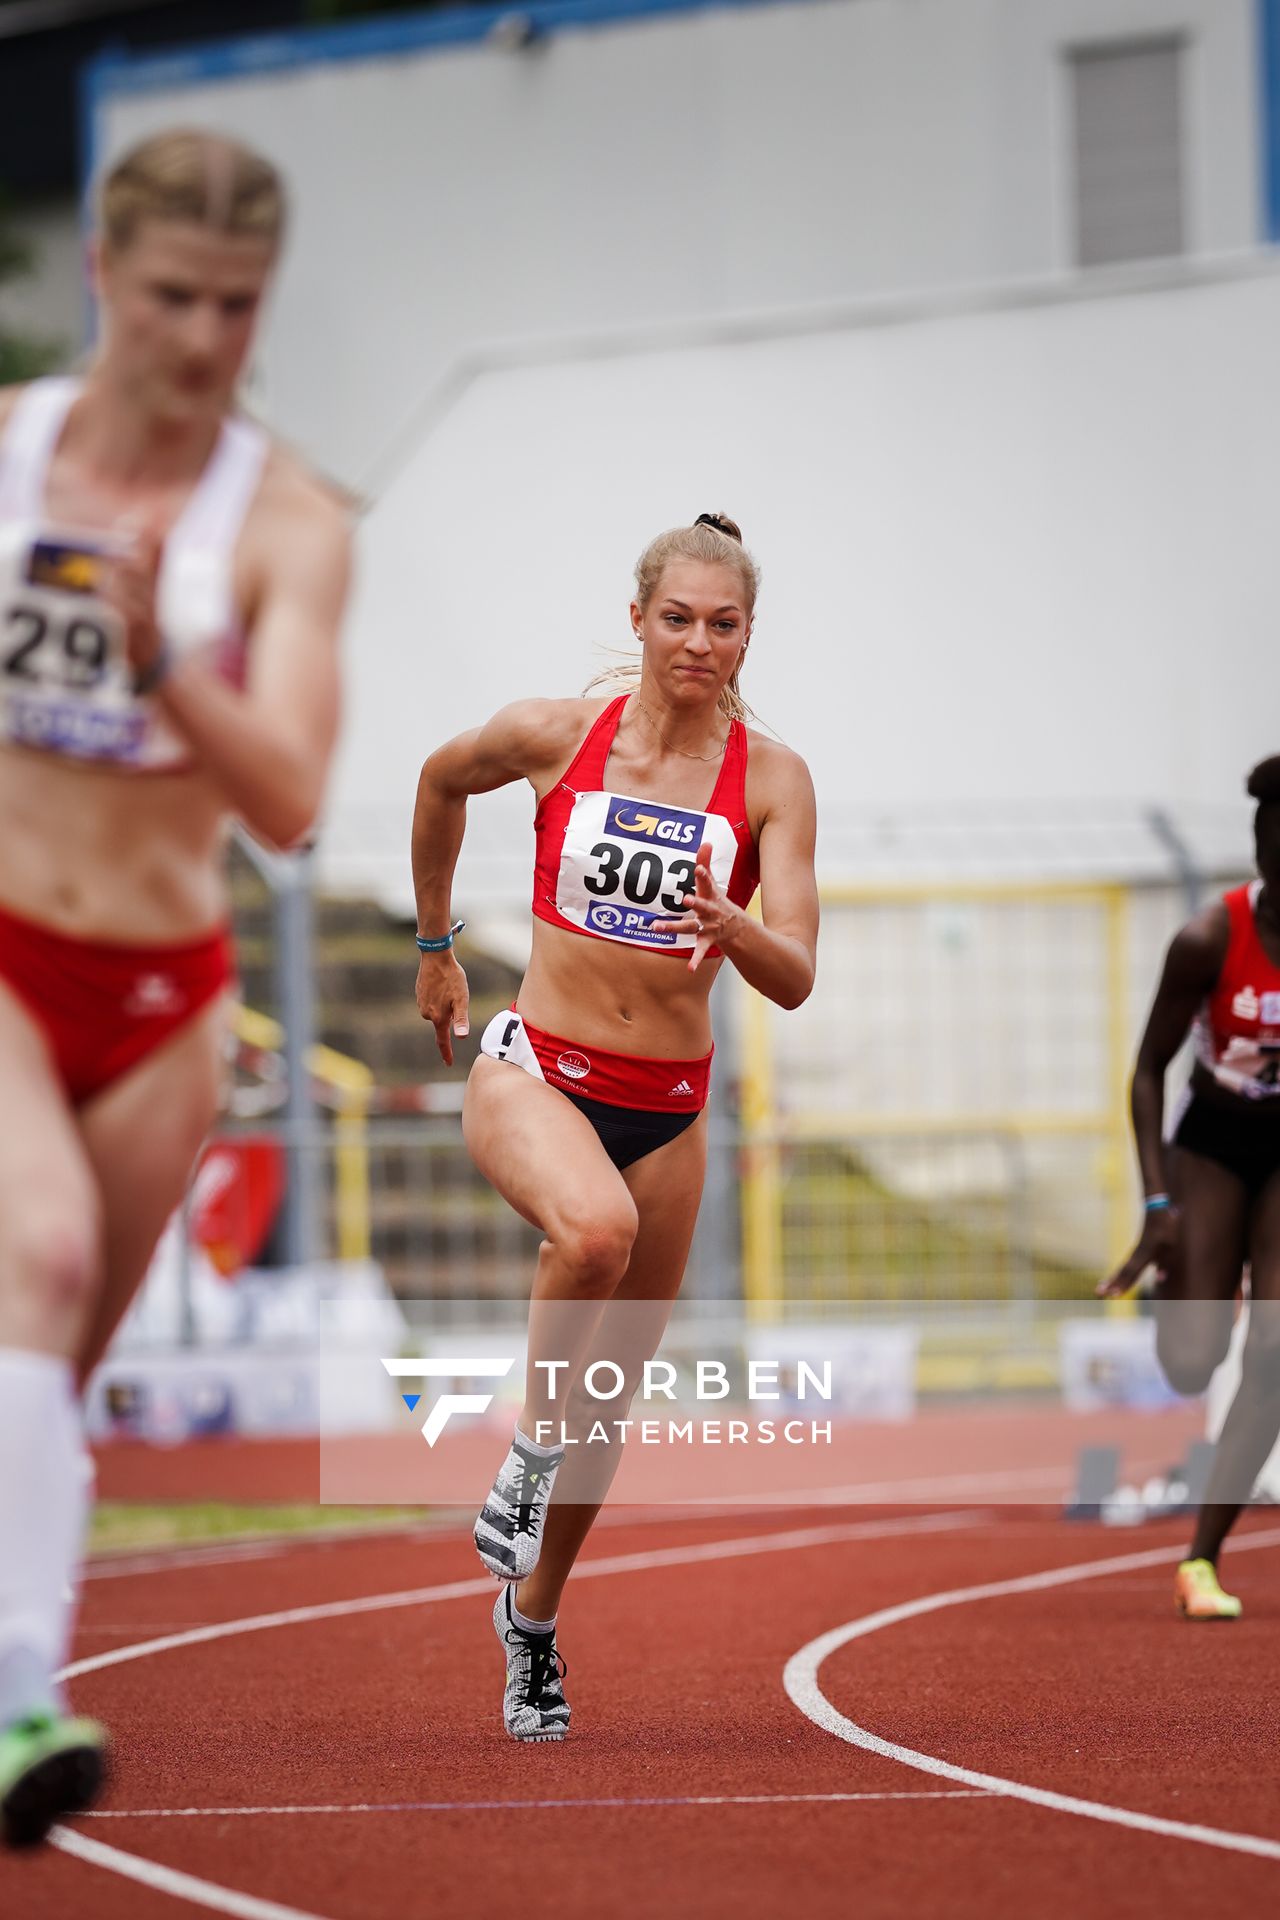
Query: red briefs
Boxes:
[
  {"xmin": 480, "ymin": 1006, "xmax": 712, "ymax": 1112},
  {"xmin": 0, "ymin": 898, "xmax": 234, "ymax": 1107}
]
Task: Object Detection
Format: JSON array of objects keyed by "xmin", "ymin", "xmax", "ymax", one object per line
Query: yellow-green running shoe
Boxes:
[
  {"xmin": 1174, "ymin": 1558, "xmax": 1243, "ymax": 1621},
  {"xmin": 0, "ymin": 1711, "xmax": 108, "ymax": 1848}
]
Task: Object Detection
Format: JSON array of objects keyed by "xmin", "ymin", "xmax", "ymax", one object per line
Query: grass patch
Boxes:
[{"xmin": 89, "ymin": 1502, "xmax": 426, "ymax": 1556}]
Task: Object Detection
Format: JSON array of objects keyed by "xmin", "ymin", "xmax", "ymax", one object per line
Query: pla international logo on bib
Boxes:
[
  {"xmin": 604, "ymin": 796, "xmax": 702, "ymax": 847},
  {"xmin": 585, "ymin": 901, "xmax": 676, "ymax": 944}
]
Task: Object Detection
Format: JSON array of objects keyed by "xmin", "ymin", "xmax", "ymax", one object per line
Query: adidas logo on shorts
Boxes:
[{"xmin": 668, "ymin": 1079, "xmax": 695, "ymax": 1097}]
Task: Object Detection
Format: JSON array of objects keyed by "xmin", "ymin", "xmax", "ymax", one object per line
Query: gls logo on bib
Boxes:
[{"xmin": 605, "ymin": 797, "xmax": 702, "ymax": 847}]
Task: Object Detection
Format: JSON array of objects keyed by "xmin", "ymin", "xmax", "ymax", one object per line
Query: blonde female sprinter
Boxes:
[
  {"xmin": 0, "ymin": 131, "xmax": 350, "ymax": 1842},
  {"xmin": 412, "ymin": 514, "xmax": 817, "ymax": 1739}
]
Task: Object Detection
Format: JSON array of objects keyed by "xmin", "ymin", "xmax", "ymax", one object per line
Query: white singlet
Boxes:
[{"xmin": 0, "ymin": 377, "xmax": 268, "ymax": 770}]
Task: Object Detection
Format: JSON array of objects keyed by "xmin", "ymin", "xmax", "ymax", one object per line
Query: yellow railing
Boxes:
[
  {"xmin": 230, "ymin": 1005, "xmax": 375, "ymax": 1263},
  {"xmin": 739, "ymin": 980, "xmax": 784, "ymax": 1322},
  {"xmin": 739, "ymin": 879, "xmax": 1133, "ymax": 1309}
]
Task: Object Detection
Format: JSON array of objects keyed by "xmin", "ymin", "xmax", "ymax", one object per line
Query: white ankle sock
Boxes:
[
  {"xmin": 510, "ymin": 1594, "xmax": 557, "ymax": 1635},
  {"xmin": 513, "ymin": 1426, "xmax": 563, "ymax": 1460},
  {"xmin": 0, "ymin": 1350, "xmax": 90, "ymax": 1725}
]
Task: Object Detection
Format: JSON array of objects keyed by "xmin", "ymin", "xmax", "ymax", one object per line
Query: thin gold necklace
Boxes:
[{"xmin": 635, "ymin": 696, "xmax": 728, "ymax": 763}]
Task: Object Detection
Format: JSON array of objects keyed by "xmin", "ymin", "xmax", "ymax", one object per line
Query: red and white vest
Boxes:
[
  {"xmin": 532, "ymin": 694, "xmax": 759, "ymax": 956},
  {"xmin": 1195, "ymin": 882, "xmax": 1280, "ymax": 1099}
]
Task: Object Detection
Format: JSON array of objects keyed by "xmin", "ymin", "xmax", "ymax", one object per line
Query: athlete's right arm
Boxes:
[
  {"xmin": 411, "ymin": 700, "xmax": 582, "ymax": 1065},
  {"xmin": 1097, "ymin": 905, "xmax": 1227, "ymax": 1297}
]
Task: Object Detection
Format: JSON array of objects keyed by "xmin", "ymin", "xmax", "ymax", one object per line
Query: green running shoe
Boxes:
[
  {"xmin": 1174, "ymin": 1557, "xmax": 1243, "ymax": 1621},
  {"xmin": 0, "ymin": 1711, "xmax": 108, "ymax": 1848}
]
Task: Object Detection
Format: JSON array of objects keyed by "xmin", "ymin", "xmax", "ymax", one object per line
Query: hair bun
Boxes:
[
  {"xmin": 693, "ymin": 511, "xmax": 743, "ymax": 544},
  {"xmin": 1247, "ymin": 755, "xmax": 1280, "ymax": 804}
]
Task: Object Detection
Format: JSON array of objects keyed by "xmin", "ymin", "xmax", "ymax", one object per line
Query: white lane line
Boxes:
[
  {"xmin": 83, "ymin": 1522, "xmax": 452, "ymax": 1583},
  {"xmin": 49, "ymin": 1825, "xmax": 331, "ymax": 1920},
  {"xmin": 76, "ymin": 1625, "xmax": 230, "ymax": 1635},
  {"xmin": 74, "ymin": 1472, "xmax": 1054, "ymax": 1586},
  {"xmin": 83, "ymin": 1789, "xmax": 992, "ymax": 1819},
  {"xmin": 709, "ymin": 1466, "xmax": 1067, "ymax": 1505},
  {"xmin": 74, "ymin": 1463, "xmax": 1081, "ymax": 1587},
  {"xmin": 783, "ymin": 1524, "xmax": 1280, "ymax": 1862},
  {"xmin": 55, "ymin": 1506, "xmax": 987, "ymax": 1919},
  {"xmin": 86, "ymin": 1544, "xmax": 286, "ymax": 1582},
  {"xmin": 60, "ymin": 1508, "xmax": 982, "ymax": 1684}
]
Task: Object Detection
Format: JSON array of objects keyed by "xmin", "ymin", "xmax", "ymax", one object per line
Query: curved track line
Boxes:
[
  {"xmin": 83, "ymin": 1788, "xmax": 990, "ymax": 1818},
  {"xmin": 783, "ymin": 1525, "xmax": 1280, "ymax": 1862},
  {"xmin": 50, "ymin": 1825, "xmax": 330, "ymax": 1920},
  {"xmin": 54, "ymin": 1507, "xmax": 983, "ymax": 1917},
  {"xmin": 60, "ymin": 1509, "xmax": 980, "ymax": 1684}
]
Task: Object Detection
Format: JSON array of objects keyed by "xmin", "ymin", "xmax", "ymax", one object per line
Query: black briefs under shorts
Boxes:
[
  {"xmin": 562, "ymin": 1090, "xmax": 700, "ymax": 1171},
  {"xmin": 1172, "ymin": 1092, "xmax": 1280, "ymax": 1201}
]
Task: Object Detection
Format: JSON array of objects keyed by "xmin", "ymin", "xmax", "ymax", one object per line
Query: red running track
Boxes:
[{"xmin": 3, "ymin": 1506, "xmax": 1278, "ymax": 1919}]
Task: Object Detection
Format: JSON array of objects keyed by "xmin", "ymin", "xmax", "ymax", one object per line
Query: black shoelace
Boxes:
[
  {"xmin": 510, "ymin": 1443, "xmax": 559, "ymax": 1538},
  {"xmin": 516, "ymin": 1497, "xmax": 541, "ymax": 1540},
  {"xmin": 506, "ymin": 1626, "xmax": 568, "ymax": 1707}
]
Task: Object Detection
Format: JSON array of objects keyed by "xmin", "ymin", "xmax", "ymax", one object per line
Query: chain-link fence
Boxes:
[{"xmin": 154, "ymin": 859, "xmax": 1244, "ymax": 1332}]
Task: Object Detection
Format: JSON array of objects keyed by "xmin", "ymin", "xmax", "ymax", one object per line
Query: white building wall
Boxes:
[
  {"xmin": 317, "ymin": 261, "xmax": 1280, "ymax": 910},
  {"xmin": 90, "ymin": 0, "xmax": 1261, "ymax": 489},
  {"xmin": 78, "ymin": 0, "xmax": 1276, "ymax": 911}
]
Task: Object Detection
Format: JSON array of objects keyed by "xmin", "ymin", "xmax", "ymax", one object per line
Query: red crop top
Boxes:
[{"xmin": 532, "ymin": 695, "xmax": 759, "ymax": 956}]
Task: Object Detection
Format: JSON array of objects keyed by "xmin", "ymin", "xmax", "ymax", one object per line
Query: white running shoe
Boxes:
[
  {"xmin": 493, "ymin": 1587, "xmax": 570, "ymax": 1743},
  {"xmin": 474, "ymin": 1432, "xmax": 565, "ymax": 1582}
]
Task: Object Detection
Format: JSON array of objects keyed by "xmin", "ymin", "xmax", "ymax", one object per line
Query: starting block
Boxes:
[
  {"xmin": 1065, "ymin": 1439, "xmax": 1217, "ymax": 1524},
  {"xmin": 1178, "ymin": 1439, "xmax": 1215, "ymax": 1508},
  {"xmin": 1063, "ymin": 1445, "xmax": 1119, "ymax": 1520}
]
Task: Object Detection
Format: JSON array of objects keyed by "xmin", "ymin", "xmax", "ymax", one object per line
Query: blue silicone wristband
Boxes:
[
  {"xmin": 415, "ymin": 919, "xmax": 465, "ymax": 953},
  {"xmin": 1143, "ymin": 1194, "xmax": 1173, "ymax": 1212}
]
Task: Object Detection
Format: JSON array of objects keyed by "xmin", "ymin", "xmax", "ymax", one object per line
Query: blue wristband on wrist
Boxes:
[
  {"xmin": 416, "ymin": 919, "xmax": 465, "ymax": 953},
  {"xmin": 1143, "ymin": 1194, "xmax": 1172, "ymax": 1213}
]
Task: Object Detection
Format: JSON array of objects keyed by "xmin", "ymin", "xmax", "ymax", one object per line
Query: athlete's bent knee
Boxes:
[
  {"xmin": 1158, "ymin": 1343, "xmax": 1227, "ymax": 1397},
  {"xmin": 548, "ymin": 1202, "xmax": 638, "ymax": 1294},
  {"xmin": 1, "ymin": 1210, "xmax": 101, "ymax": 1335}
]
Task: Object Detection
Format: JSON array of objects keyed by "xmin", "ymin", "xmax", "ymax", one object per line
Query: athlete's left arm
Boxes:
[
  {"xmin": 654, "ymin": 745, "xmax": 818, "ymax": 1006},
  {"xmin": 721, "ymin": 747, "xmax": 818, "ymax": 1008},
  {"xmin": 126, "ymin": 477, "xmax": 350, "ymax": 847}
]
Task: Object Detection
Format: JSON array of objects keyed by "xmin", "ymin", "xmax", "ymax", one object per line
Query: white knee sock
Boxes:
[{"xmin": 0, "ymin": 1350, "xmax": 90, "ymax": 1726}]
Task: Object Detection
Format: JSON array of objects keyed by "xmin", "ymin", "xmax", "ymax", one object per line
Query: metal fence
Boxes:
[
  {"xmin": 167, "ymin": 868, "xmax": 1245, "ymax": 1325},
  {"xmin": 738, "ymin": 880, "xmax": 1133, "ymax": 1307}
]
